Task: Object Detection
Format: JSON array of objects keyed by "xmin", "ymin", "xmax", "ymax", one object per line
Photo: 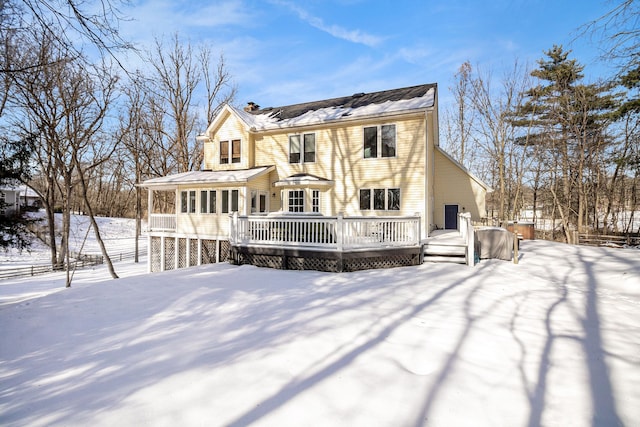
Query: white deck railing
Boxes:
[
  {"xmin": 149, "ymin": 214, "xmax": 177, "ymax": 232},
  {"xmin": 458, "ymin": 212, "xmax": 475, "ymax": 265},
  {"xmin": 230, "ymin": 213, "xmax": 421, "ymax": 251}
]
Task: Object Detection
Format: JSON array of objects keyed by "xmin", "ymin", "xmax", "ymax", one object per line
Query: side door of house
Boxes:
[{"xmin": 444, "ymin": 204, "xmax": 458, "ymax": 230}]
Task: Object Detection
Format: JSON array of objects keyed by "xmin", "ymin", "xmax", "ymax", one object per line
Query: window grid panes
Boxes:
[
  {"xmin": 288, "ymin": 190, "xmax": 304, "ymax": 212},
  {"xmin": 312, "ymin": 190, "xmax": 320, "ymax": 213}
]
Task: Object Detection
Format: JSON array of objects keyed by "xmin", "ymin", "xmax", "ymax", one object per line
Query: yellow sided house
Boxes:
[{"xmin": 140, "ymin": 83, "xmax": 490, "ymax": 272}]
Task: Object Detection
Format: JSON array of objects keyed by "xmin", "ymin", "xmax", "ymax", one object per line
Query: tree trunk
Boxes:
[{"xmin": 74, "ymin": 155, "xmax": 119, "ymax": 279}]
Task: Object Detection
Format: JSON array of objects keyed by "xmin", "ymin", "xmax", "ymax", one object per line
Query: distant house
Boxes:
[
  {"xmin": 0, "ymin": 183, "xmax": 41, "ymax": 216},
  {"xmin": 140, "ymin": 83, "xmax": 490, "ymax": 272},
  {"xmin": 0, "ymin": 186, "xmax": 20, "ymax": 216}
]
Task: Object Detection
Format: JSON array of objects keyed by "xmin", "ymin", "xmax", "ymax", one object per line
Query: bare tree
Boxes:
[
  {"xmin": 10, "ymin": 26, "xmax": 120, "ymax": 284},
  {"xmin": 146, "ymin": 33, "xmax": 236, "ymax": 173},
  {"xmin": 466, "ymin": 62, "xmax": 530, "ymax": 222},
  {"xmin": 201, "ymin": 48, "xmax": 237, "ymax": 125},
  {"xmin": 148, "ymin": 33, "xmax": 201, "ymax": 173},
  {"xmin": 445, "ymin": 61, "xmax": 475, "ymax": 167}
]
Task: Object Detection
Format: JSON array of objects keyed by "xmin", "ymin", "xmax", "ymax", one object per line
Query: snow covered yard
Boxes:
[{"xmin": 0, "ymin": 241, "xmax": 639, "ymax": 426}]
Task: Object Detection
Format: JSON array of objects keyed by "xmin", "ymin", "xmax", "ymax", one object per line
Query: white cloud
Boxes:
[{"xmin": 270, "ymin": 0, "xmax": 383, "ymax": 47}]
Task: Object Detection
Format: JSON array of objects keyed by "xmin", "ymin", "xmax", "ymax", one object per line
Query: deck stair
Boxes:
[{"xmin": 422, "ymin": 230, "xmax": 469, "ymax": 264}]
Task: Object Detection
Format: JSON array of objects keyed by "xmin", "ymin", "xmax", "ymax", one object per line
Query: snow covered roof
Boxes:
[
  {"xmin": 139, "ymin": 166, "xmax": 274, "ymax": 189},
  {"xmin": 229, "ymin": 83, "xmax": 437, "ymax": 132},
  {"xmin": 273, "ymin": 173, "xmax": 334, "ymax": 188}
]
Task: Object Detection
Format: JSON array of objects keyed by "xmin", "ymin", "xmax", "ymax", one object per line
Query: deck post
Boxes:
[
  {"xmin": 229, "ymin": 212, "xmax": 238, "ymax": 244},
  {"xmin": 160, "ymin": 235, "xmax": 165, "ymax": 272},
  {"xmin": 174, "ymin": 236, "xmax": 179, "ymax": 269},
  {"xmin": 336, "ymin": 213, "xmax": 344, "ymax": 252},
  {"xmin": 513, "ymin": 221, "xmax": 519, "ymax": 264}
]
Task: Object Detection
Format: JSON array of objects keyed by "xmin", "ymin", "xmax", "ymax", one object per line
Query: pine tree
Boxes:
[{"xmin": 514, "ymin": 46, "xmax": 617, "ymax": 241}]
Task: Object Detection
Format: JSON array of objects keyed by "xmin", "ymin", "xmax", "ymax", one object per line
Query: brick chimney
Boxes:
[{"xmin": 244, "ymin": 101, "xmax": 259, "ymax": 112}]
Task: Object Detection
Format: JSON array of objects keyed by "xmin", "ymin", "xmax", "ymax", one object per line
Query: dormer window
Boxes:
[{"xmin": 220, "ymin": 139, "xmax": 241, "ymax": 164}]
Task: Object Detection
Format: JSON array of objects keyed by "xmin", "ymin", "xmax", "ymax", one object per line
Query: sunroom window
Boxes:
[
  {"xmin": 200, "ymin": 190, "xmax": 217, "ymax": 214},
  {"xmin": 221, "ymin": 189, "xmax": 239, "ymax": 213}
]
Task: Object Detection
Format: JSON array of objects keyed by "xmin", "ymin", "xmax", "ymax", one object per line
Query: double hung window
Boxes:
[
  {"xmin": 289, "ymin": 133, "xmax": 316, "ymax": 163},
  {"xmin": 220, "ymin": 139, "xmax": 241, "ymax": 164},
  {"xmin": 312, "ymin": 190, "xmax": 320, "ymax": 213},
  {"xmin": 363, "ymin": 124, "xmax": 396, "ymax": 158}
]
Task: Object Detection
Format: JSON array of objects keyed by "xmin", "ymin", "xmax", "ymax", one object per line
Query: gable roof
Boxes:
[
  {"xmin": 435, "ymin": 146, "xmax": 493, "ymax": 192},
  {"xmin": 215, "ymin": 83, "xmax": 437, "ymax": 133}
]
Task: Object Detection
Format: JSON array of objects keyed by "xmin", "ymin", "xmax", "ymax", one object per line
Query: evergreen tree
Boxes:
[
  {"xmin": 0, "ymin": 133, "xmax": 37, "ymax": 250},
  {"xmin": 514, "ymin": 46, "xmax": 617, "ymax": 240}
]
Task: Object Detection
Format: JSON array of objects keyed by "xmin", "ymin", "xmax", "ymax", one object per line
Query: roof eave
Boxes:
[{"xmin": 253, "ymin": 106, "xmax": 434, "ymax": 134}]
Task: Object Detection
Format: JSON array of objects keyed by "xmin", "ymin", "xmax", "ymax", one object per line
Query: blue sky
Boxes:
[{"xmin": 119, "ymin": 0, "xmax": 618, "ymax": 111}]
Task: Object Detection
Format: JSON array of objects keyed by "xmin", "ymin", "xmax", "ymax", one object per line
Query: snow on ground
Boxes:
[
  {"xmin": 0, "ymin": 213, "xmax": 145, "ymax": 268},
  {"xmin": 0, "ymin": 237, "xmax": 639, "ymax": 426}
]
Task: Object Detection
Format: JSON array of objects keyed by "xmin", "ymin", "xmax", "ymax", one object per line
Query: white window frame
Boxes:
[
  {"xmin": 251, "ymin": 190, "xmax": 268, "ymax": 214},
  {"xmin": 200, "ymin": 189, "xmax": 217, "ymax": 214},
  {"xmin": 312, "ymin": 190, "xmax": 320, "ymax": 213},
  {"xmin": 363, "ymin": 124, "xmax": 397, "ymax": 159},
  {"xmin": 288, "ymin": 190, "xmax": 305, "ymax": 212},
  {"xmin": 289, "ymin": 133, "xmax": 316, "ymax": 164},
  {"xmin": 220, "ymin": 139, "xmax": 241, "ymax": 164},
  {"xmin": 359, "ymin": 188, "xmax": 401, "ymax": 211},
  {"xmin": 221, "ymin": 189, "xmax": 239, "ymax": 213}
]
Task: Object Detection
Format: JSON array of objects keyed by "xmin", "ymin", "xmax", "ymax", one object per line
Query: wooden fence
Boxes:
[
  {"xmin": 0, "ymin": 248, "xmax": 148, "ymax": 281},
  {"xmin": 578, "ymin": 233, "xmax": 640, "ymax": 247}
]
